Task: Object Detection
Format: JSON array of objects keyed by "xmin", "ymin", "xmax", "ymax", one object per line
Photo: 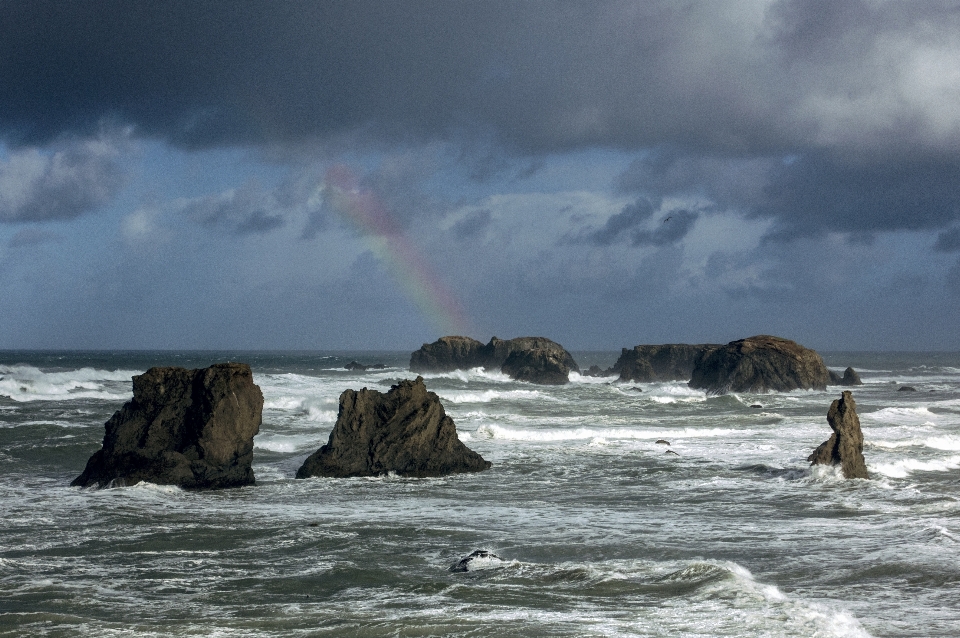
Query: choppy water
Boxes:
[{"xmin": 2, "ymin": 350, "xmax": 960, "ymax": 637}]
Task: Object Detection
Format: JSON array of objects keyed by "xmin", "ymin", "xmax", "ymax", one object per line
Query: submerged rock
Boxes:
[
  {"xmin": 614, "ymin": 344, "xmax": 721, "ymax": 383},
  {"xmin": 688, "ymin": 335, "xmax": 830, "ymax": 395},
  {"xmin": 450, "ymin": 549, "xmax": 504, "ymax": 572},
  {"xmin": 409, "ymin": 336, "xmax": 579, "ymax": 384},
  {"xmin": 898, "ymin": 386, "xmax": 917, "ymax": 392},
  {"xmin": 296, "ymin": 377, "xmax": 490, "ymax": 478},
  {"xmin": 808, "ymin": 390, "xmax": 869, "ymax": 479},
  {"xmin": 72, "ymin": 363, "xmax": 263, "ymax": 490}
]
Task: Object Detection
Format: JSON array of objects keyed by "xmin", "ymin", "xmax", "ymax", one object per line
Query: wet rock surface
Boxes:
[
  {"xmin": 808, "ymin": 390, "xmax": 869, "ymax": 479},
  {"xmin": 72, "ymin": 363, "xmax": 263, "ymax": 490},
  {"xmin": 450, "ymin": 550, "xmax": 504, "ymax": 572},
  {"xmin": 296, "ymin": 377, "xmax": 490, "ymax": 478},
  {"xmin": 688, "ymin": 335, "xmax": 830, "ymax": 395}
]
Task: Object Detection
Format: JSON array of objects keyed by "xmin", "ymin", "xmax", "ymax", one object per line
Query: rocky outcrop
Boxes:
[
  {"xmin": 501, "ymin": 348, "xmax": 571, "ymax": 385},
  {"xmin": 295, "ymin": 377, "xmax": 490, "ymax": 479},
  {"xmin": 808, "ymin": 391, "xmax": 869, "ymax": 479},
  {"xmin": 345, "ymin": 361, "xmax": 386, "ymax": 371},
  {"xmin": 688, "ymin": 335, "xmax": 830, "ymax": 395},
  {"xmin": 829, "ymin": 366, "xmax": 863, "ymax": 386},
  {"xmin": 614, "ymin": 344, "xmax": 721, "ymax": 383},
  {"xmin": 72, "ymin": 363, "xmax": 263, "ymax": 490},
  {"xmin": 451, "ymin": 550, "xmax": 504, "ymax": 572},
  {"xmin": 409, "ymin": 336, "xmax": 579, "ymax": 384},
  {"xmin": 409, "ymin": 336, "xmax": 487, "ymax": 372}
]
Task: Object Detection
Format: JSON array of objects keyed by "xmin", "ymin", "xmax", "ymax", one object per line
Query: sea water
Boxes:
[{"xmin": 1, "ymin": 350, "xmax": 959, "ymax": 637}]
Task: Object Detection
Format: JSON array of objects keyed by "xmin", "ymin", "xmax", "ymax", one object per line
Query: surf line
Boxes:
[{"xmin": 322, "ymin": 164, "xmax": 471, "ymax": 337}]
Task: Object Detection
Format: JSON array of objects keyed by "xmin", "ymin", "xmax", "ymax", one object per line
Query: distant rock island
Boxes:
[
  {"xmin": 602, "ymin": 335, "xmax": 861, "ymax": 394},
  {"xmin": 689, "ymin": 335, "xmax": 831, "ymax": 394},
  {"xmin": 410, "ymin": 336, "xmax": 579, "ymax": 385},
  {"xmin": 72, "ymin": 363, "xmax": 263, "ymax": 490},
  {"xmin": 344, "ymin": 361, "xmax": 386, "ymax": 371},
  {"xmin": 296, "ymin": 377, "xmax": 490, "ymax": 478},
  {"xmin": 808, "ymin": 390, "xmax": 869, "ymax": 479}
]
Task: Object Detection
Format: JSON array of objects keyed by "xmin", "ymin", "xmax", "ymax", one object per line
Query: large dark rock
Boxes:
[
  {"xmin": 501, "ymin": 348, "xmax": 571, "ymax": 385},
  {"xmin": 296, "ymin": 377, "xmax": 490, "ymax": 478},
  {"xmin": 409, "ymin": 336, "xmax": 487, "ymax": 372},
  {"xmin": 808, "ymin": 390, "xmax": 869, "ymax": 479},
  {"xmin": 72, "ymin": 363, "xmax": 263, "ymax": 489},
  {"xmin": 828, "ymin": 366, "xmax": 863, "ymax": 386},
  {"xmin": 614, "ymin": 344, "xmax": 721, "ymax": 383},
  {"xmin": 409, "ymin": 336, "xmax": 579, "ymax": 384},
  {"xmin": 688, "ymin": 335, "xmax": 830, "ymax": 394}
]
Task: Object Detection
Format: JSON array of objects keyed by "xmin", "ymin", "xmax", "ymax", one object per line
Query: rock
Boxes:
[
  {"xmin": 688, "ymin": 335, "xmax": 830, "ymax": 395},
  {"xmin": 664, "ymin": 450, "xmax": 680, "ymax": 456},
  {"xmin": 655, "ymin": 439, "xmax": 670, "ymax": 445},
  {"xmin": 501, "ymin": 348, "xmax": 572, "ymax": 385},
  {"xmin": 409, "ymin": 336, "xmax": 487, "ymax": 372},
  {"xmin": 750, "ymin": 404, "xmax": 763, "ymax": 408},
  {"xmin": 344, "ymin": 361, "xmax": 386, "ymax": 371},
  {"xmin": 898, "ymin": 386, "xmax": 917, "ymax": 392},
  {"xmin": 582, "ymin": 364, "xmax": 614, "ymax": 377},
  {"xmin": 829, "ymin": 366, "xmax": 863, "ymax": 386},
  {"xmin": 409, "ymin": 335, "xmax": 579, "ymax": 384},
  {"xmin": 296, "ymin": 377, "xmax": 490, "ymax": 479},
  {"xmin": 71, "ymin": 363, "xmax": 263, "ymax": 490},
  {"xmin": 450, "ymin": 549, "xmax": 504, "ymax": 572},
  {"xmin": 614, "ymin": 344, "xmax": 721, "ymax": 383},
  {"xmin": 807, "ymin": 391, "xmax": 869, "ymax": 479}
]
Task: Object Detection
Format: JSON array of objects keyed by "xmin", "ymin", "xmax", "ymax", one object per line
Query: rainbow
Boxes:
[{"xmin": 322, "ymin": 164, "xmax": 471, "ymax": 337}]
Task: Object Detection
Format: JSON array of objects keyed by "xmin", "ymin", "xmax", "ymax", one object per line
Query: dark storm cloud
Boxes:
[
  {"xmin": 0, "ymin": 138, "xmax": 127, "ymax": 223},
  {"xmin": 934, "ymin": 227, "xmax": 960, "ymax": 252},
  {"xmin": 452, "ymin": 209, "xmax": 492, "ymax": 240},
  {"xmin": 585, "ymin": 199, "xmax": 657, "ymax": 246},
  {"xmin": 630, "ymin": 209, "xmax": 698, "ymax": 247},
  {"xmin": 3, "ymin": 0, "xmax": 959, "ymax": 156}
]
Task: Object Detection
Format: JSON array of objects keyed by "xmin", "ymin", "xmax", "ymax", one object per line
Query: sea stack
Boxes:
[
  {"xmin": 409, "ymin": 336, "xmax": 579, "ymax": 384},
  {"xmin": 296, "ymin": 377, "xmax": 490, "ymax": 478},
  {"xmin": 688, "ymin": 335, "xmax": 830, "ymax": 394},
  {"xmin": 72, "ymin": 363, "xmax": 263, "ymax": 489},
  {"xmin": 614, "ymin": 344, "xmax": 721, "ymax": 383},
  {"xmin": 808, "ymin": 390, "xmax": 869, "ymax": 479}
]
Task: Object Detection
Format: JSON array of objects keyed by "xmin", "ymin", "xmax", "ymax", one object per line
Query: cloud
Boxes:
[
  {"xmin": 0, "ymin": 136, "xmax": 127, "ymax": 223},
  {"xmin": 3, "ymin": 1, "xmax": 960, "ymax": 158},
  {"xmin": 630, "ymin": 209, "xmax": 698, "ymax": 247},
  {"xmin": 451, "ymin": 208, "xmax": 492, "ymax": 240},
  {"xmin": 584, "ymin": 198, "xmax": 657, "ymax": 246},
  {"xmin": 934, "ymin": 227, "xmax": 960, "ymax": 252},
  {"xmin": 7, "ymin": 228, "xmax": 63, "ymax": 248},
  {"xmin": 181, "ymin": 182, "xmax": 285, "ymax": 236}
]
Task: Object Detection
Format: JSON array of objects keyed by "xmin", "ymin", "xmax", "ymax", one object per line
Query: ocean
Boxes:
[{"xmin": 1, "ymin": 349, "xmax": 959, "ymax": 637}]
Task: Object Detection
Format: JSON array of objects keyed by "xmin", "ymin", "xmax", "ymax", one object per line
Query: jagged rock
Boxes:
[
  {"xmin": 808, "ymin": 390, "xmax": 869, "ymax": 479},
  {"xmin": 295, "ymin": 377, "xmax": 490, "ymax": 479},
  {"xmin": 409, "ymin": 335, "xmax": 579, "ymax": 384},
  {"xmin": 72, "ymin": 363, "xmax": 263, "ymax": 490},
  {"xmin": 688, "ymin": 335, "xmax": 830, "ymax": 395},
  {"xmin": 450, "ymin": 549, "xmax": 504, "ymax": 572},
  {"xmin": 614, "ymin": 344, "xmax": 721, "ymax": 383},
  {"xmin": 898, "ymin": 386, "xmax": 917, "ymax": 392}
]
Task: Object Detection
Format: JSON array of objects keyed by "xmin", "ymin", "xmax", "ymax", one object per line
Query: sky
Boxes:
[{"xmin": 2, "ymin": 0, "xmax": 960, "ymax": 352}]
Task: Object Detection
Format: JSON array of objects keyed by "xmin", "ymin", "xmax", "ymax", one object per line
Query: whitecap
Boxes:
[
  {"xmin": 474, "ymin": 423, "xmax": 741, "ymax": 442},
  {"xmin": 870, "ymin": 455, "xmax": 960, "ymax": 478}
]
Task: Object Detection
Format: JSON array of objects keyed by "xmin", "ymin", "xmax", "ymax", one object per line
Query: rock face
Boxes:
[
  {"xmin": 614, "ymin": 344, "xmax": 721, "ymax": 383},
  {"xmin": 808, "ymin": 391, "xmax": 869, "ymax": 479},
  {"xmin": 501, "ymin": 348, "xmax": 571, "ymax": 385},
  {"xmin": 72, "ymin": 363, "xmax": 263, "ymax": 489},
  {"xmin": 409, "ymin": 336, "xmax": 579, "ymax": 384},
  {"xmin": 295, "ymin": 377, "xmax": 490, "ymax": 478},
  {"xmin": 409, "ymin": 336, "xmax": 487, "ymax": 372},
  {"xmin": 688, "ymin": 335, "xmax": 831, "ymax": 395}
]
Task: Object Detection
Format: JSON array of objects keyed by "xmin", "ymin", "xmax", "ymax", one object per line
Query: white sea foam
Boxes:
[
  {"xmin": 861, "ymin": 406, "xmax": 938, "ymax": 426},
  {"xmin": 475, "ymin": 423, "xmax": 740, "ymax": 442},
  {"xmin": 254, "ymin": 433, "xmax": 321, "ymax": 453},
  {"xmin": 0, "ymin": 365, "xmax": 137, "ymax": 402},
  {"xmin": 870, "ymin": 455, "xmax": 960, "ymax": 478},
  {"xmin": 439, "ymin": 389, "xmax": 548, "ymax": 403}
]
